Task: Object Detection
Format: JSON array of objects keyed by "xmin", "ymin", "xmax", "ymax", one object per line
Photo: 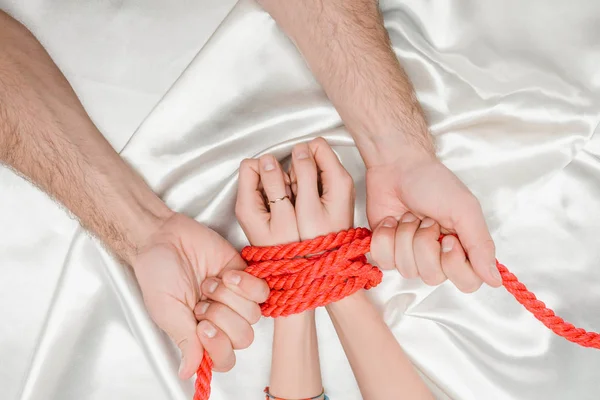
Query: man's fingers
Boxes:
[
  {"xmin": 413, "ymin": 218, "xmax": 446, "ymax": 286},
  {"xmin": 222, "ymin": 270, "xmax": 270, "ymax": 304},
  {"xmin": 195, "ymin": 301, "xmax": 255, "ymax": 350},
  {"xmin": 394, "ymin": 213, "xmax": 420, "ymax": 278},
  {"xmin": 202, "ymin": 278, "xmax": 262, "ymax": 325},
  {"xmin": 197, "ymin": 320, "xmax": 236, "ymax": 372},
  {"xmin": 370, "ymin": 217, "xmax": 398, "ymax": 270},
  {"xmin": 440, "ymin": 235, "xmax": 483, "ymax": 293},
  {"xmin": 152, "ymin": 299, "xmax": 204, "ymax": 380},
  {"xmin": 453, "ymin": 198, "xmax": 501, "ymax": 287}
]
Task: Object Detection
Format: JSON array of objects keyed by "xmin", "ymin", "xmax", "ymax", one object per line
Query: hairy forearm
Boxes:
[
  {"xmin": 0, "ymin": 11, "xmax": 172, "ymax": 263},
  {"xmin": 259, "ymin": 0, "xmax": 434, "ymax": 167},
  {"xmin": 270, "ymin": 311, "xmax": 324, "ymax": 399},
  {"xmin": 327, "ymin": 291, "xmax": 433, "ymax": 400}
]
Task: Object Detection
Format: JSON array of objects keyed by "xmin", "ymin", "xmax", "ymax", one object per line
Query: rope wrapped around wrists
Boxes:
[{"xmin": 193, "ymin": 228, "xmax": 600, "ymax": 400}]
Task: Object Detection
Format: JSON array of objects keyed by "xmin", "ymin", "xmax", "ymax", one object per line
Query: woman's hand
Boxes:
[
  {"xmin": 290, "ymin": 137, "xmax": 355, "ymax": 240},
  {"xmin": 235, "ymin": 150, "xmax": 325, "ymax": 400},
  {"xmin": 235, "ymin": 155, "xmax": 298, "ymax": 246}
]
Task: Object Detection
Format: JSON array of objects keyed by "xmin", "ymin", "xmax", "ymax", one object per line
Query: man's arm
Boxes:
[
  {"xmin": 0, "ymin": 11, "xmax": 172, "ymax": 263},
  {"xmin": 0, "ymin": 11, "xmax": 273, "ymax": 376},
  {"xmin": 257, "ymin": 0, "xmax": 434, "ymax": 167},
  {"xmin": 259, "ymin": 0, "xmax": 500, "ymax": 289}
]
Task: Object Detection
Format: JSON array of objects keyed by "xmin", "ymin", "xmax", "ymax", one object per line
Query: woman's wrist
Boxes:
[
  {"xmin": 325, "ymin": 290, "xmax": 372, "ymax": 326},
  {"xmin": 270, "ymin": 310, "xmax": 322, "ymax": 398}
]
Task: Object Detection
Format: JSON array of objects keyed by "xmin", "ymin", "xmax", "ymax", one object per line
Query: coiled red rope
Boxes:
[
  {"xmin": 193, "ymin": 228, "xmax": 600, "ymax": 399},
  {"xmin": 194, "ymin": 228, "xmax": 380, "ymax": 400}
]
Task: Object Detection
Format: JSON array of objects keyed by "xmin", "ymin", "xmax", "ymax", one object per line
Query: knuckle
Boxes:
[
  {"xmin": 257, "ymin": 285, "xmax": 270, "ymax": 304},
  {"xmin": 458, "ymin": 193, "xmax": 480, "ymax": 209},
  {"xmin": 223, "ymin": 356, "xmax": 236, "ymax": 372},
  {"xmin": 248, "ymin": 305, "xmax": 262, "ymax": 325},
  {"xmin": 240, "ymin": 158, "xmax": 251, "ymax": 169},
  {"xmin": 397, "ymin": 265, "xmax": 418, "ymax": 279},
  {"xmin": 458, "ymin": 280, "xmax": 483, "ymax": 294},
  {"xmin": 214, "ymin": 355, "xmax": 236, "ymax": 372},
  {"xmin": 234, "ymin": 326, "xmax": 254, "ymax": 350},
  {"xmin": 420, "ymin": 270, "xmax": 446, "ymax": 286},
  {"xmin": 481, "ymin": 238, "xmax": 496, "ymax": 254}
]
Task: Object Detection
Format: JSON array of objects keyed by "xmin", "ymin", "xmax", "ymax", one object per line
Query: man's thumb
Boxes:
[
  {"xmin": 453, "ymin": 202, "xmax": 501, "ymax": 287},
  {"xmin": 163, "ymin": 303, "xmax": 204, "ymax": 380}
]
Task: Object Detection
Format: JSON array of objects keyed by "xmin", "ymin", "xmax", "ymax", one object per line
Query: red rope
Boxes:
[
  {"xmin": 193, "ymin": 228, "xmax": 380, "ymax": 400},
  {"xmin": 192, "ymin": 228, "xmax": 599, "ymax": 399},
  {"xmin": 498, "ymin": 260, "xmax": 600, "ymax": 348}
]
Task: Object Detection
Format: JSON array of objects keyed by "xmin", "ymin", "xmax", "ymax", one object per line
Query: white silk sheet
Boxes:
[{"xmin": 1, "ymin": 1, "xmax": 600, "ymax": 399}]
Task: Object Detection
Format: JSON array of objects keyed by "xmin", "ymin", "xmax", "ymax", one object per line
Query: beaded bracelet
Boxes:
[{"xmin": 264, "ymin": 387, "xmax": 329, "ymax": 400}]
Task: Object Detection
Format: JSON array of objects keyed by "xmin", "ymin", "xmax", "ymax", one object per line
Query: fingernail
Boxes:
[
  {"xmin": 441, "ymin": 236, "xmax": 454, "ymax": 253},
  {"xmin": 490, "ymin": 262, "xmax": 502, "ymax": 283},
  {"xmin": 401, "ymin": 213, "xmax": 417, "ymax": 223},
  {"xmin": 295, "ymin": 150, "xmax": 309, "ymax": 160},
  {"xmin": 261, "ymin": 157, "xmax": 275, "ymax": 171},
  {"xmin": 224, "ymin": 272, "xmax": 241, "ymax": 285},
  {"xmin": 419, "ymin": 218, "xmax": 435, "ymax": 229},
  {"xmin": 382, "ymin": 217, "xmax": 398, "ymax": 228},
  {"xmin": 202, "ymin": 322, "xmax": 217, "ymax": 338},
  {"xmin": 197, "ymin": 302, "xmax": 209, "ymax": 315},
  {"xmin": 205, "ymin": 279, "xmax": 218, "ymax": 294}
]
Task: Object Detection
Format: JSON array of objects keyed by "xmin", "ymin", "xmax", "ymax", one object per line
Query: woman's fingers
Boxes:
[
  {"xmin": 308, "ymin": 137, "xmax": 355, "ymax": 231},
  {"xmin": 258, "ymin": 154, "xmax": 296, "ymax": 236},
  {"xmin": 236, "ymin": 158, "xmax": 270, "ymax": 243},
  {"xmin": 291, "ymin": 143, "xmax": 320, "ymax": 207},
  {"xmin": 291, "ymin": 142, "xmax": 326, "ymax": 239},
  {"xmin": 308, "ymin": 137, "xmax": 354, "ymax": 203}
]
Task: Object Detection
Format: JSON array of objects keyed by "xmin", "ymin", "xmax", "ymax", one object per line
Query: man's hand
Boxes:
[
  {"xmin": 257, "ymin": 0, "xmax": 500, "ymax": 292},
  {"xmin": 0, "ymin": 11, "xmax": 268, "ymax": 380},
  {"xmin": 133, "ymin": 212, "xmax": 269, "ymax": 379},
  {"xmin": 366, "ymin": 152, "xmax": 501, "ymax": 292}
]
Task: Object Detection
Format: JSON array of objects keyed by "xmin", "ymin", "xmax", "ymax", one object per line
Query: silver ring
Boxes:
[{"xmin": 268, "ymin": 195, "xmax": 290, "ymax": 204}]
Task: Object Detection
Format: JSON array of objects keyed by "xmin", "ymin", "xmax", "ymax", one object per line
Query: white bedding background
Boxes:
[{"xmin": 1, "ymin": 1, "xmax": 600, "ymax": 399}]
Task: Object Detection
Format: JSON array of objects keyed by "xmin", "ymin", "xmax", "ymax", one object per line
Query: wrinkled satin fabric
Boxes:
[{"xmin": 1, "ymin": 0, "xmax": 600, "ymax": 399}]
